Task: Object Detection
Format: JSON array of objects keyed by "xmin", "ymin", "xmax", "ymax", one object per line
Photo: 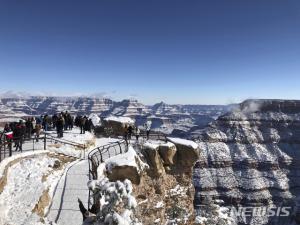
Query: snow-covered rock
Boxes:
[
  {"xmin": 105, "ymin": 146, "xmax": 148, "ymax": 184},
  {"xmin": 167, "ymin": 137, "xmax": 199, "ymax": 172}
]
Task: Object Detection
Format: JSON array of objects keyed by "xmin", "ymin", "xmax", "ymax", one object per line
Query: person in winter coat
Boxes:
[
  {"xmin": 35, "ymin": 123, "xmax": 42, "ymax": 142},
  {"xmin": 84, "ymin": 119, "xmax": 93, "ymax": 132},
  {"xmin": 145, "ymin": 121, "xmax": 152, "ymax": 140},
  {"xmin": 32, "ymin": 117, "xmax": 36, "ymax": 129},
  {"xmin": 14, "ymin": 121, "xmax": 24, "ymax": 152},
  {"xmin": 3, "ymin": 124, "xmax": 13, "ymax": 155},
  {"xmin": 67, "ymin": 114, "xmax": 74, "ymax": 130},
  {"xmin": 127, "ymin": 125, "xmax": 133, "ymax": 140},
  {"xmin": 43, "ymin": 115, "xmax": 49, "ymax": 131},
  {"xmin": 25, "ymin": 118, "xmax": 33, "ymax": 139},
  {"xmin": 80, "ymin": 116, "xmax": 87, "ymax": 134},
  {"xmin": 135, "ymin": 127, "xmax": 140, "ymax": 141},
  {"xmin": 52, "ymin": 114, "xmax": 58, "ymax": 129},
  {"xmin": 64, "ymin": 111, "xmax": 68, "ymax": 130},
  {"xmin": 56, "ymin": 114, "xmax": 64, "ymax": 138}
]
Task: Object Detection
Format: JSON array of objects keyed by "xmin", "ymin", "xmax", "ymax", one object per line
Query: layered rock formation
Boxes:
[
  {"xmin": 0, "ymin": 95, "xmax": 230, "ymax": 135},
  {"xmin": 193, "ymin": 99, "xmax": 300, "ymax": 225}
]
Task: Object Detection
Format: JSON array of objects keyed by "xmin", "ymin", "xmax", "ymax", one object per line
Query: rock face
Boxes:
[
  {"xmin": 167, "ymin": 137, "xmax": 199, "ymax": 174},
  {"xmin": 193, "ymin": 99, "xmax": 300, "ymax": 225},
  {"xmin": 142, "ymin": 142, "xmax": 165, "ymax": 177},
  {"xmin": 158, "ymin": 142, "xmax": 177, "ymax": 166}
]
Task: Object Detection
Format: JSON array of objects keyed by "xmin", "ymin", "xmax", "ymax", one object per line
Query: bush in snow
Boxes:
[
  {"xmin": 195, "ymin": 198, "xmax": 234, "ymax": 225},
  {"xmin": 87, "ymin": 178, "xmax": 141, "ymax": 225}
]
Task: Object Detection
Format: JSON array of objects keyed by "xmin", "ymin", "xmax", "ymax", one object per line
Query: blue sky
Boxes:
[{"xmin": 0, "ymin": 0, "xmax": 299, "ymax": 104}]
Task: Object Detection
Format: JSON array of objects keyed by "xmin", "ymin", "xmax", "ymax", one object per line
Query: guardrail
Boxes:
[
  {"xmin": 0, "ymin": 133, "xmax": 85, "ymax": 163},
  {"xmin": 87, "ymin": 140, "xmax": 127, "ymax": 210}
]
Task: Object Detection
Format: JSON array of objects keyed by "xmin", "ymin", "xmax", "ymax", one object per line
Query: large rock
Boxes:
[
  {"xmin": 105, "ymin": 146, "xmax": 147, "ymax": 185},
  {"xmin": 158, "ymin": 142, "xmax": 177, "ymax": 166},
  {"xmin": 103, "ymin": 116, "xmax": 135, "ymax": 136},
  {"xmin": 142, "ymin": 142, "xmax": 165, "ymax": 177},
  {"xmin": 167, "ymin": 137, "xmax": 199, "ymax": 172}
]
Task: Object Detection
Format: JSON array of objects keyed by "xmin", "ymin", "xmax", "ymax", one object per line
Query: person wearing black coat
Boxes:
[
  {"xmin": 80, "ymin": 116, "xmax": 86, "ymax": 134},
  {"xmin": 14, "ymin": 121, "xmax": 24, "ymax": 152},
  {"xmin": 25, "ymin": 118, "xmax": 33, "ymax": 139},
  {"xmin": 56, "ymin": 115, "xmax": 64, "ymax": 138}
]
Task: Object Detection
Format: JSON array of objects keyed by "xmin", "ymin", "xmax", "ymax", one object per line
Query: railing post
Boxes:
[
  {"xmin": 44, "ymin": 133, "xmax": 47, "ymax": 150},
  {"xmin": 4, "ymin": 142, "xmax": 6, "ymax": 159},
  {"xmin": 9, "ymin": 142, "xmax": 12, "ymax": 157}
]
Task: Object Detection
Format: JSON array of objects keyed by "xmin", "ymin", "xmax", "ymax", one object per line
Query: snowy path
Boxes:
[
  {"xmin": 48, "ymin": 160, "xmax": 89, "ymax": 225},
  {"xmin": 47, "ymin": 137, "xmax": 123, "ymax": 225}
]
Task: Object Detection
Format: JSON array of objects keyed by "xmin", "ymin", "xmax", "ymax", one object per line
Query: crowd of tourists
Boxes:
[{"xmin": 0, "ymin": 111, "xmax": 94, "ymax": 152}]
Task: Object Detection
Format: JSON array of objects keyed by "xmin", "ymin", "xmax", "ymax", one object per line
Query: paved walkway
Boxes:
[{"xmin": 48, "ymin": 160, "xmax": 89, "ymax": 225}]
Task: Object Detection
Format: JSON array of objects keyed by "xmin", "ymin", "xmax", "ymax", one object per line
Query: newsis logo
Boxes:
[{"xmin": 229, "ymin": 206, "xmax": 292, "ymax": 217}]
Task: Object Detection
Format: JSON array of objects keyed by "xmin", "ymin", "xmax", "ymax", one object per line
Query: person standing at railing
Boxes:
[
  {"xmin": 128, "ymin": 125, "xmax": 133, "ymax": 140},
  {"xmin": 67, "ymin": 113, "xmax": 74, "ymax": 130},
  {"xmin": 80, "ymin": 116, "xmax": 87, "ymax": 134},
  {"xmin": 135, "ymin": 127, "xmax": 140, "ymax": 142},
  {"xmin": 56, "ymin": 114, "xmax": 64, "ymax": 138},
  {"xmin": 14, "ymin": 121, "xmax": 24, "ymax": 152},
  {"xmin": 3, "ymin": 124, "xmax": 13, "ymax": 155},
  {"xmin": 52, "ymin": 114, "xmax": 58, "ymax": 129},
  {"xmin": 144, "ymin": 120, "xmax": 152, "ymax": 140},
  {"xmin": 25, "ymin": 118, "xmax": 33, "ymax": 139},
  {"xmin": 35, "ymin": 123, "xmax": 42, "ymax": 142},
  {"xmin": 43, "ymin": 114, "xmax": 50, "ymax": 132}
]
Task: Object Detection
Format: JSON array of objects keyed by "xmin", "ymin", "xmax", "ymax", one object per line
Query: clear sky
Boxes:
[{"xmin": 0, "ymin": 0, "xmax": 299, "ymax": 105}]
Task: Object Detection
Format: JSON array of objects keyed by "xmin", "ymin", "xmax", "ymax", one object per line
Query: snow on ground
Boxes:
[
  {"xmin": 0, "ymin": 150, "xmax": 49, "ymax": 180},
  {"xmin": 45, "ymin": 128, "xmax": 96, "ymax": 158},
  {"xmin": 0, "ymin": 153, "xmax": 69, "ymax": 225},
  {"xmin": 46, "ymin": 128, "xmax": 95, "ymax": 146}
]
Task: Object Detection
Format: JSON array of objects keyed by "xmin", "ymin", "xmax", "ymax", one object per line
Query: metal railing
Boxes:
[
  {"xmin": 87, "ymin": 140, "xmax": 127, "ymax": 210},
  {"xmin": 0, "ymin": 133, "xmax": 85, "ymax": 163}
]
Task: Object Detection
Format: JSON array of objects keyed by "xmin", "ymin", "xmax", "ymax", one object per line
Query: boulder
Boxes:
[
  {"xmin": 142, "ymin": 142, "xmax": 165, "ymax": 177},
  {"xmin": 167, "ymin": 137, "xmax": 199, "ymax": 172},
  {"xmin": 158, "ymin": 142, "xmax": 177, "ymax": 166},
  {"xmin": 103, "ymin": 116, "xmax": 135, "ymax": 136},
  {"xmin": 105, "ymin": 146, "xmax": 148, "ymax": 185}
]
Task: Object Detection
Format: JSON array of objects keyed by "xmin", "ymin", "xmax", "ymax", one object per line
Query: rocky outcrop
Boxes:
[
  {"xmin": 158, "ymin": 142, "xmax": 177, "ymax": 166},
  {"xmin": 193, "ymin": 99, "xmax": 300, "ymax": 225},
  {"xmin": 100, "ymin": 139, "xmax": 199, "ymax": 224},
  {"xmin": 167, "ymin": 137, "xmax": 199, "ymax": 174},
  {"xmin": 105, "ymin": 146, "xmax": 147, "ymax": 185},
  {"xmin": 142, "ymin": 142, "xmax": 165, "ymax": 177},
  {"xmin": 102, "ymin": 116, "xmax": 135, "ymax": 136},
  {"xmin": 136, "ymin": 140, "xmax": 198, "ymax": 225}
]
